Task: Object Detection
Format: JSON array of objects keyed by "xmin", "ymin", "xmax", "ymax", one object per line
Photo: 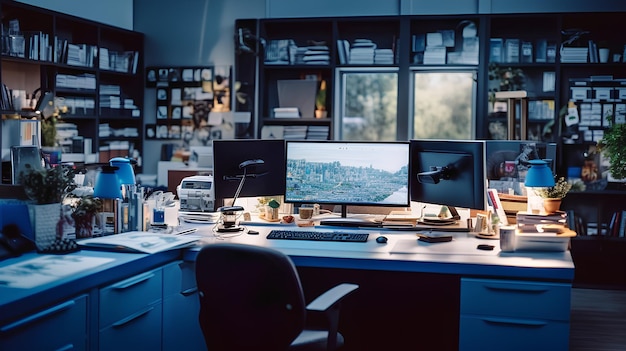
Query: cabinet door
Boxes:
[
  {"xmin": 0, "ymin": 294, "xmax": 88, "ymax": 351},
  {"xmin": 162, "ymin": 260, "xmax": 206, "ymax": 351},
  {"xmin": 99, "ymin": 268, "xmax": 163, "ymax": 351}
]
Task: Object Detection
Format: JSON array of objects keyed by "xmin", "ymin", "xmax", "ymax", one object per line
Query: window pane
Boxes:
[
  {"xmin": 339, "ymin": 71, "xmax": 397, "ymax": 141},
  {"xmin": 413, "ymin": 72, "xmax": 475, "ymax": 139}
]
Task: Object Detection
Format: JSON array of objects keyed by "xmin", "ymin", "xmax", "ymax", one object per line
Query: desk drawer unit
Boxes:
[
  {"xmin": 0, "ymin": 294, "xmax": 88, "ymax": 351},
  {"xmin": 99, "ymin": 268, "xmax": 163, "ymax": 351},
  {"xmin": 459, "ymin": 278, "xmax": 571, "ymax": 351}
]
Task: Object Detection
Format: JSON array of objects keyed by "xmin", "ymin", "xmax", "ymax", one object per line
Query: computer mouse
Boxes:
[{"xmin": 376, "ymin": 236, "xmax": 388, "ymax": 244}]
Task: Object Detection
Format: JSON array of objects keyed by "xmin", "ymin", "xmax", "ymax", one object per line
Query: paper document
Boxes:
[{"xmin": 78, "ymin": 231, "xmax": 200, "ymax": 254}]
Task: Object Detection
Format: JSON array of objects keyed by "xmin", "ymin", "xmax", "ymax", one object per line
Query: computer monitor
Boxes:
[
  {"xmin": 285, "ymin": 140, "xmax": 410, "ymax": 219},
  {"xmin": 212, "ymin": 139, "xmax": 286, "ymax": 207},
  {"xmin": 485, "ymin": 140, "xmax": 557, "ymax": 180},
  {"xmin": 409, "ymin": 139, "xmax": 487, "ymax": 213}
]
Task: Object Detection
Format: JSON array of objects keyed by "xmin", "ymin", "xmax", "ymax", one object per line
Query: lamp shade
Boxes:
[
  {"xmin": 94, "ymin": 165, "xmax": 122, "ymax": 199},
  {"xmin": 524, "ymin": 160, "xmax": 555, "ymax": 187},
  {"xmin": 110, "ymin": 157, "xmax": 135, "ymax": 185}
]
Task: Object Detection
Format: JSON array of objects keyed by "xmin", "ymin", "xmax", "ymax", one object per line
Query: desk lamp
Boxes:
[
  {"xmin": 524, "ymin": 160, "xmax": 555, "ymax": 188},
  {"xmin": 215, "ymin": 159, "xmax": 265, "ymax": 234},
  {"xmin": 524, "ymin": 159, "xmax": 554, "ymax": 214}
]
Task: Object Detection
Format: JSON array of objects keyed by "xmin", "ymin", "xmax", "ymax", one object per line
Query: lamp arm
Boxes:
[{"xmin": 230, "ymin": 168, "xmax": 248, "ymax": 207}]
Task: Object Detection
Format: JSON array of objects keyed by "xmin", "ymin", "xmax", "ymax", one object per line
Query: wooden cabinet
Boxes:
[
  {"xmin": 0, "ymin": 294, "xmax": 89, "ymax": 351},
  {"xmin": 0, "ymin": 0, "xmax": 144, "ymax": 180},
  {"xmin": 459, "ymin": 278, "xmax": 571, "ymax": 351}
]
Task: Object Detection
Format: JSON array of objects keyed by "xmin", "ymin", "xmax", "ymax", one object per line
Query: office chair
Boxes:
[{"xmin": 195, "ymin": 243, "xmax": 358, "ymax": 351}]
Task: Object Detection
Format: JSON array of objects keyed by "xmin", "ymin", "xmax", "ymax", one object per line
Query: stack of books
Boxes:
[
  {"xmin": 516, "ymin": 211, "xmax": 568, "ymax": 234},
  {"xmin": 349, "ymin": 39, "xmax": 377, "ymax": 64},
  {"xmin": 273, "ymin": 107, "xmax": 300, "ymax": 118},
  {"xmin": 560, "ymin": 46, "xmax": 589, "ymax": 63}
]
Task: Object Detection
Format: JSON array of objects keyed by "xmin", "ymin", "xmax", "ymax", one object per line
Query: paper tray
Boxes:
[{"xmin": 514, "ymin": 233, "xmax": 571, "ymax": 252}]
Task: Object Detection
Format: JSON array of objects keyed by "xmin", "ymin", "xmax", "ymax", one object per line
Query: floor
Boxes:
[{"xmin": 570, "ymin": 287, "xmax": 626, "ymax": 350}]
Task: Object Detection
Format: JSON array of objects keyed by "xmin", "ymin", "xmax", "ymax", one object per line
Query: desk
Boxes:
[
  {"xmin": 183, "ymin": 223, "xmax": 574, "ymax": 351},
  {"xmin": 0, "ymin": 223, "xmax": 574, "ymax": 351}
]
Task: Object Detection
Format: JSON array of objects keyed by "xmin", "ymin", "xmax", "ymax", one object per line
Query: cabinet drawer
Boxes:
[
  {"xmin": 460, "ymin": 278, "xmax": 571, "ymax": 321},
  {"xmin": 163, "ymin": 260, "xmax": 198, "ymax": 298},
  {"xmin": 0, "ymin": 294, "xmax": 88, "ymax": 351},
  {"xmin": 99, "ymin": 301, "xmax": 162, "ymax": 351},
  {"xmin": 100, "ymin": 268, "xmax": 163, "ymax": 327},
  {"xmin": 459, "ymin": 315, "xmax": 569, "ymax": 351}
]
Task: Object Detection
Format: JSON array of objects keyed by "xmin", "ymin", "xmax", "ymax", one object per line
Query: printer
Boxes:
[{"xmin": 177, "ymin": 175, "xmax": 215, "ymax": 212}]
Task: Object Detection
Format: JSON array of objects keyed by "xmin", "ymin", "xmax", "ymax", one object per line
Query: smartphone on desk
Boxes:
[{"xmin": 416, "ymin": 232, "xmax": 453, "ymax": 243}]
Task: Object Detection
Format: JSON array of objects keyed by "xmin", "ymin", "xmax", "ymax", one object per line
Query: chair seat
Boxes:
[{"xmin": 290, "ymin": 330, "xmax": 344, "ymax": 351}]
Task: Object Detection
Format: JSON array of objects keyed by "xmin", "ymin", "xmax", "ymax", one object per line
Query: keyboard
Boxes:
[{"xmin": 267, "ymin": 230, "xmax": 369, "ymax": 242}]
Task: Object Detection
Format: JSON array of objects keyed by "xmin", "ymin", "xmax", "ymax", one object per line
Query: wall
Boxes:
[
  {"xmin": 15, "ymin": 0, "xmax": 133, "ymax": 30},
  {"xmin": 134, "ymin": 0, "xmax": 266, "ymax": 175}
]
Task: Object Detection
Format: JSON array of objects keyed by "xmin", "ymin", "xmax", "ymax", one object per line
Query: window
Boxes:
[
  {"xmin": 412, "ymin": 70, "xmax": 477, "ymax": 140},
  {"xmin": 335, "ymin": 68, "xmax": 398, "ymax": 141}
]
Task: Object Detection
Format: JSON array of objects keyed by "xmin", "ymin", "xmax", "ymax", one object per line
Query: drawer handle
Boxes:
[
  {"xmin": 56, "ymin": 344, "xmax": 75, "ymax": 351},
  {"xmin": 112, "ymin": 306, "xmax": 155, "ymax": 328},
  {"xmin": 485, "ymin": 285, "xmax": 549, "ymax": 294},
  {"xmin": 1, "ymin": 300, "xmax": 76, "ymax": 333},
  {"xmin": 482, "ymin": 316, "xmax": 547, "ymax": 327},
  {"xmin": 112, "ymin": 272, "xmax": 156, "ymax": 290},
  {"xmin": 181, "ymin": 287, "xmax": 198, "ymax": 297}
]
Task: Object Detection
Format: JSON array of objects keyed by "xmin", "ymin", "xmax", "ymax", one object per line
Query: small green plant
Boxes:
[
  {"xmin": 70, "ymin": 195, "xmax": 103, "ymax": 218},
  {"xmin": 315, "ymin": 80, "xmax": 326, "ymax": 111},
  {"xmin": 598, "ymin": 114, "xmax": 626, "ymax": 179},
  {"xmin": 19, "ymin": 165, "xmax": 76, "ymax": 204},
  {"xmin": 536, "ymin": 176, "xmax": 572, "ymax": 199}
]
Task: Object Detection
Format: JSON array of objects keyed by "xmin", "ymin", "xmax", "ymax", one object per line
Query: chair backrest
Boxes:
[{"xmin": 195, "ymin": 243, "xmax": 306, "ymax": 351}]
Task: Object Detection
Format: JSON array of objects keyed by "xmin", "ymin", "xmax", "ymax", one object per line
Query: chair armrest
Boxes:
[{"xmin": 306, "ymin": 283, "xmax": 359, "ymax": 312}]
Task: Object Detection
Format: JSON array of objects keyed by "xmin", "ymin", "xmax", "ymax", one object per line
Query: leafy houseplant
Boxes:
[
  {"xmin": 536, "ymin": 176, "xmax": 573, "ymax": 199},
  {"xmin": 536, "ymin": 176, "xmax": 572, "ymax": 214},
  {"xmin": 20, "ymin": 164, "xmax": 77, "ymax": 204},
  {"xmin": 598, "ymin": 114, "xmax": 626, "ymax": 180},
  {"xmin": 70, "ymin": 195, "xmax": 103, "ymax": 238},
  {"xmin": 315, "ymin": 79, "xmax": 327, "ymax": 118},
  {"xmin": 19, "ymin": 165, "xmax": 77, "ymax": 249}
]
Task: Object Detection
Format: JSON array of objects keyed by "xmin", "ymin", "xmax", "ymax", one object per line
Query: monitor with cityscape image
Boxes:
[{"xmin": 284, "ymin": 140, "xmax": 410, "ymax": 218}]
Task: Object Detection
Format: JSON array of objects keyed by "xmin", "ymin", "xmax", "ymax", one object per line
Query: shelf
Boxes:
[{"xmin": 0, "ymin": 0, "xmax": 144, "ymax": 178}]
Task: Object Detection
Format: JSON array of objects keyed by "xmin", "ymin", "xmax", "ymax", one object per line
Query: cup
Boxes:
[
  {"xmin": 614, "ymin": 54, "xmax": 622, "ymax": 63},
  {"xmin": 299, "ymin": 207, "xmax": 314, "ymax": 219},
  {"xmin": 499, "ymin": 225, "xmax": 516, "ymax": 252},
  {"xmin": 599, "ymin": 48, "xmax": 610, "ymax": 63}
]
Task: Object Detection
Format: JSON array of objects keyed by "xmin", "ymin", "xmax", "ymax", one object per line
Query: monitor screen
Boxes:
[
  {"xmin": 409, "ymin": 139, "xmax": 487, "ymax": 211},
  {"xmin": 485, "ymin": 140, "xmax": 557, "ymax": 180},
  {"xmin": 285, "ymin": 141, "xmax": 410, "ymax": 215},
  {"xmin": 213, "ymin": 139, "xmax": 286, "ymax": 207}
]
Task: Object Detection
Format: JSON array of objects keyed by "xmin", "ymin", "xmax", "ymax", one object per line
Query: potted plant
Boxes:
[
  {"xmin": 315, "ymin": 79, "xmax": 327, "ymax": 118},
  {"xmin": 536, "ymin": 176, "xmax": 573, "ymax": 213},
  {"xmin": 19, "ymin": 164, "xmax": 77, "ymax": 249},
  {"xmin": 598, "ymin": 113, "xmax": 626, "ymax": 181},
  {"xmin": 70, "ymin": 195, "xmax": 103, "ymax": 238}
]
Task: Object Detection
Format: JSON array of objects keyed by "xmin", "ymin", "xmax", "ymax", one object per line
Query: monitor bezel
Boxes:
[
  {"xmin": 212, "ymin": 139, "xmax": 286, "ymax": 207},
  {"xmin": 409, "ymin": 139, "xmax": 487, "ymax": 211},
  {"xmin": 284, "ymin": 140, "xmax": 410, "ymax": 210}
]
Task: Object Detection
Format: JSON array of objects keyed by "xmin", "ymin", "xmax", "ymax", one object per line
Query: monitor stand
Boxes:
[{"xmin": 318, "ymin": 204, "xmax": 383, "ymax": 228}]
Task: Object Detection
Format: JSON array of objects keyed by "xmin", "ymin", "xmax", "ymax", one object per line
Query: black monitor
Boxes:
[
  {"xmin": 285, "ymin": 140, "xmax": 410, "ymax": 220},
  {"xmin": 485, "ymin": 140, "xmax": 557, "ymax": 180},
  {"xmin": 409, "ymin": 139, "xmax": 487, "ymax": 213},
  {"xmin": 213, "ymin": 139, "xmax": 286, "ymax": 207}
]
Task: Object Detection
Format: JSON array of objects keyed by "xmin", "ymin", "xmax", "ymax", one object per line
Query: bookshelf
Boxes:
[{"xmin": 0, "ymin": 0, "xmax": 144, "ymax": 182}]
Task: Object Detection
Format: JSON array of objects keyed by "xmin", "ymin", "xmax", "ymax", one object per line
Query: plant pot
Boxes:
[
  {"xmin": 28, "ymin": 203, "xmax": 62, "ymax": 250},
  {"xmin": 543, "ymin": 198, "xmax": 562, "ymax": 214},
  {"xmin": 74, "ymin": 213, "xmax": 96, "ymax": 238},
  {"xmin": 315, "ymin": 109, "xmax": 327, "ymax": 118}
]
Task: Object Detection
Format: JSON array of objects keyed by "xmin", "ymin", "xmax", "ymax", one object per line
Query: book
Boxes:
[
  {"xmin": 78, "ymin": 230, "xmax": 199, "ymax": 254},
  {"xmin": 505, "ymin": 39, "xmax": 520, "ymax": 63},
  {"xmin": 521, "ymin": 41, "xmax": 533, "ymax": 63},
  {"xmin": 487, "ymin": 188, "xmax": 508, "ymax": 225},
  {"xmin": 489, "ymin": 38, "xmax": 504, "ymax": 63}
]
